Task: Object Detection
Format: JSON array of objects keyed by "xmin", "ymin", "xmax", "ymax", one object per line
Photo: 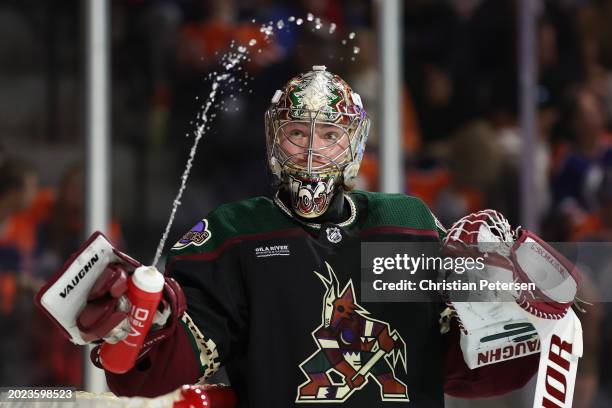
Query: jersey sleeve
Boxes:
[
  {"xmin": 167, "ymin": 240, "xmax": 248, "ymax": 383},
  {"xmin": 165, "ymin": 210, "xmax": 249, "ymax": 381},
  {"xmin": 105, "ymin": 210, "xmax": 250, "ymax": 397}
]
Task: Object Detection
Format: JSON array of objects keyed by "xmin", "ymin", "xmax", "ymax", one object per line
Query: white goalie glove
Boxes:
[{"xmin": 441, "ymin": 210, "xmax": 583, "ymax": 408}]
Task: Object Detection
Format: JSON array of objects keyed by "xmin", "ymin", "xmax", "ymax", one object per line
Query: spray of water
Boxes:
[
  {"xmin": 151, "ymin": 13, "xmax": 358, "ymax": 266},
  {"xmin": 152, "ymin": 50, "xmax": 249, "ymax": 266}
]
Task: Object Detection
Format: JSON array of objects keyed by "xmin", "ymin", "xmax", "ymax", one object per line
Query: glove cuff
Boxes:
[{"xmin": 511, "ymin": 229, "xmax": 581, "ymax": 319}]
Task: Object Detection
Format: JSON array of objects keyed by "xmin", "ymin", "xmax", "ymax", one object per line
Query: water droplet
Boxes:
[
  {"xmin": 288, "ymin": 16, "xmax": 295, "ymax": 22},
  {"xmin": 276, "ymin": 20, "xmax": 285, "ymax": 29},
  {"xmin": 351, "ymin": 57, "xmax": 355, "ymax": 61},
  {"xmin": 348, "ymin": 32, "xmax": 356, "ymax": 40},
  {"xmin": 296, "ymin": 18, "xmax": 303, "ymax": 25},
  {"xmin": 249, "ymin": 39, "xmax": 257, "ymax": 46},
  {"xmin": 237, "ymin": 46, "xmax": 247, "ymax": 53},
  {"xmin": 307, "ymin": 13, "xmax": 314, "ymax": 21},
  {"xmin": 329, "ymin": 23, "xmax": 337, "ymax": 34},
  {"xmin": 353, "ymin": 46, "xmax": 360, "ymax": 54},
  {"xmin": 260, "ymin": 25, "xmax": 274, "ymax": 36},
  {"xmin": 342, "ymin": 40, "xmax": 347, "ymax": 45}
]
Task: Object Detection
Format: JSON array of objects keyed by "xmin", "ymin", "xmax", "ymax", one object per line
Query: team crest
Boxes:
[
  {"xmin": 296, "ymin": 263, "xmax": 409, "ymax": 403},
  {"xmin": 172, "ymin": 219, "xmax": 211, "ymax": 250},
  {"xmin": 326, "ymin": 227, "xmax": 342, "ymax": 243}
]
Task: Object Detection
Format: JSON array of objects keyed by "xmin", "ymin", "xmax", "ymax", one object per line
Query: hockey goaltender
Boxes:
[{"xmin": 39, "ymin": 66, "xmax": 583, "ymax": 407}]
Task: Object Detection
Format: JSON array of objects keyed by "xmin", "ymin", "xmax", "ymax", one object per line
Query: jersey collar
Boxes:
[{"xmin": 273, "ymin": 191, "xmax": 357, "ymax": 229}]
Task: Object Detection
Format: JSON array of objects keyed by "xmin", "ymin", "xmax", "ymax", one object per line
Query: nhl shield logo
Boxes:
[{"xmin": 326, "ymin": 227, "xmax": 342, "ymax": 243}]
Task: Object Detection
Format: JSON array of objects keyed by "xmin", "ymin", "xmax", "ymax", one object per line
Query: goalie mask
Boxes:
[{"xmin": 265, "ymin": 66, "xmax": 370, "ymax": 218}]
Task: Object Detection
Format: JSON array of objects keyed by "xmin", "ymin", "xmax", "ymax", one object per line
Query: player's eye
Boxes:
[
  {"xmin": 337, "ymin": 305, "xmax": 345, "ymax": 312},
  {"xmin": 323, "ymin": 131, "xmax": 339, "ymax": 141},
  {"xmin": 289, "ymin": 129, "xmax": 306, "ymax": 138}
]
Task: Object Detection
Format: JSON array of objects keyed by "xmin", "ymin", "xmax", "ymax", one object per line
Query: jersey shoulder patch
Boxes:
[
  {"xmin": 169, "ymin": 196, "xmax": 296, "ymax": 256},
  {"xmin": 171, "ymin": 219, "xmax": 212, "ymax": 250}
]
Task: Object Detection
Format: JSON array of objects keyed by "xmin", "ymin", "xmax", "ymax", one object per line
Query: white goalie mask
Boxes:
[{"xmin": 265, "ymin": 66, "xmax": 370, "ymax": 218}]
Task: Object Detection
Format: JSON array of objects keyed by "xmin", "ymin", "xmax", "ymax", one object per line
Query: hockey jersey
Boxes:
[{"xmin": 105, "ymin": 191, "xmax": 538, "ymax": 407}]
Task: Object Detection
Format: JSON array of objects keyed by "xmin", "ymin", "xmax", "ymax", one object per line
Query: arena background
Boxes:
[{"xmin": 0, "ymin": 0, "xmax": 611, "ymax": 407}]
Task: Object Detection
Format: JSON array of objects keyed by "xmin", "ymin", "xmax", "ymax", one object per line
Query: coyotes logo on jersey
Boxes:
[{"xmin": 296, "ymin": 263, "xmax": 409, "ymax": 403}]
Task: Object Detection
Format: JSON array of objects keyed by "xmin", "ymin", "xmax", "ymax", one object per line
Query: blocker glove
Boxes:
[{"xmin": 36, "ymin": 232, "xmax": 186, "ymax": 362}]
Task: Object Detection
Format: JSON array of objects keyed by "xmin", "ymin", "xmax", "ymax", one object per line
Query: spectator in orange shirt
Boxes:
[
  {"xmin": 35, "ymin": 162, "xmax": 123, "ymax": 279},
  {"xmin": 0, "ymin": 152, "xmax": 40, "ymax": 386},
  {"xmin": 0, "ymin": 154, "xmax": 39, "ymax": 313}
]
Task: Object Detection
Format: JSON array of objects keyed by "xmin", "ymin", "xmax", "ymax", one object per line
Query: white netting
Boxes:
[{"xmin": 444, "ymin": 209, "xmax": 515, "ymax": 257}]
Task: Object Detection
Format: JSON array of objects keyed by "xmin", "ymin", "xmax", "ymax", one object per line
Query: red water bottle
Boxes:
[{"xmin": 99, "ymin": 266, "xmax": 164, "ymax": 374}]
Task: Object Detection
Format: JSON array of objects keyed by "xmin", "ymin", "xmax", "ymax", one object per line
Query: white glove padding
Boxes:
[
  {"xmin": 35, "ymin": 232, "xmax": 141, "ymax": 345},
  {"xmin": 441, "ymin": 210, "xmax": 581, "ymax": 368}
]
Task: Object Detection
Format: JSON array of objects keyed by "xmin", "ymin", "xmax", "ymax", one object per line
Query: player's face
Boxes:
[{"xmin": 278, "ymin": 122, "xmax": 351, "ymax": 170}]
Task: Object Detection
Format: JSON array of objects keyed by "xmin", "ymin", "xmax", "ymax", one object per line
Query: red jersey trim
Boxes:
[
  {"xmin": 167, "ymin": 228, "xmax": 310, "ymax": 265},
  {"xmin": 359, "ymin": 226, "xmax": 440, "ymax": 239}
]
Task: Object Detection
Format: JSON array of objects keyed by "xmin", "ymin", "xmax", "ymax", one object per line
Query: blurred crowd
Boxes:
[{"xmin": 1, "ymin": 0, "xmax": 612, "ymax": 406}]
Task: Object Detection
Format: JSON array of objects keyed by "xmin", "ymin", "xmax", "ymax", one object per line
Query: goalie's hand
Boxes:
[
  {"xmin": 440, "ymin": 210, "xmax": 582, "ymax": 370},
  {"xmin": 77, "ymin": 261, "xmax": 186, "ymax": 350},
  {"xmin": 77, "ymin": 263, "xmax": 130, "ymax": 342},
  {"xmin": 35, "ymin": 232, "xmax": 187, "ymax": 354},
  {"xmin": 443, "ymin": 209, "xmax": 581, "ymax": 319}
]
